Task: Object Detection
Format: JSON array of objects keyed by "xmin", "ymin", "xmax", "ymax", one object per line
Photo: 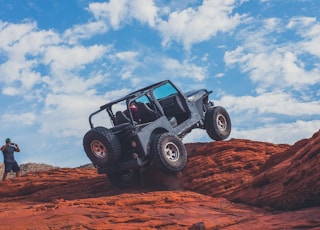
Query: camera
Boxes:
[{"xmin": 10, "ymin": 143, "xmax": 16, "ymax": 146}]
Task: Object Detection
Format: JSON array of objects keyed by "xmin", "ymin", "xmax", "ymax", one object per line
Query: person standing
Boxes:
[{"xmin": 1, "ymin": 138, "xmax": 21, "ymax": 181}]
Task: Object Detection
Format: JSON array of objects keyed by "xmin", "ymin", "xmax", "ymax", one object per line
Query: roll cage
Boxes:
[{"xmin": 88, "ymin": 80, "xmax": 191, "ymax": 129}]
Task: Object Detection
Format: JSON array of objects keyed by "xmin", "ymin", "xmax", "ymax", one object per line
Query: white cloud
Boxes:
[
  {"xmin": 0, "ymin": 21, "xmax": 37, "ymax": 49},
  {"xmin": 2, "ymin": 87, "xmax": 19, "ymax": 96},
  {"xmin": 157, "ymin": 0, "xmax": 244, "ymax": 49},
  {"xmin": 0, "ymin": 58, "xmax": 39, "ymax": 87},
  {"xmin": 38, "ymin": 87, "xmax": 135, "ymax": 138},
  {"xmin": 224, "ymin": 17, "xmax": 320, "ymax": 92},
  {"xmin": 0, "ymin": 20, "xmax": 111, "ymax": 96},
  {"xmin": 44, "ymin": 45, "xmax": 108, "ymax": 72},
  {"xmin": 2, "ymin": 112, "xmax": 36, "ymax": 125},
  {"xmin": 88, "ymin": 0, "xmax": 245, "ymax": 50},
  {"xmin": 130, "ymin": 0, "xmax": 158, "ymax": 27},
  {"xmin": 183, "ymin": 118, "xmax": 320, "ymax": 145},
  {"xmin": 286, "ymin": 16, "xmax": 316, "ymax": 29},
  {"xmin": 217, "ymin": 92, "xmax": 320, "ymax": 116},
  {"xmin": 88, "ymin": 0, "xmax": 157, "ymax": 28},
  {"xmin": 215, "ymin": 73, "xmax": 225, "ymax": 78},
  {"xmin": 40, "ymin": 94, "xmax": 105, "ymax": 137},
  {"xmin": 0, "ymin": 19, "xmax": 114, "ymax": 145},
  {"xmin": 0, "ymin": 22, "xmax": 60, "ymax": 64},
  {"xmin": 108, "ymin": 51, "xmax": 207, "ymax": 82},
  {"xmin": 226, "ymin": 48, "xmax": 320, "ymax": 91},
  {"xmin": 41, "ymin": 44, "xmax": 110, "ymax": 93},
  {"xmin": 302, "ymin": 32, "xmax": 320, "ymax": 57},
  {"xmin": 63, "ymin": 21, "xmax": 109, "ymax": 44},
  {"xmin": 88, "ymin": 0, "xmax": 128, "ymax": 28},
  {"xmin": 110, "ymin": 51, "xmax": 139, "ymax": 80},
  {"xmin": 0, "ymin": 21, "xmax": 60, "ymax": 95},
  {"xmin": 115, "ymin": 51, "xmax": 138, "ymax": 61},
  {"xmin": 183, "ymin": 128, "xmax": 208, "ymax": 144},
  {"xmin": 162, "ymin": 58, "xmax": 207, "ymax": 81},
  {"xmin": 232, "ymin": 120, "xmax": 320, "ymax": 144}
]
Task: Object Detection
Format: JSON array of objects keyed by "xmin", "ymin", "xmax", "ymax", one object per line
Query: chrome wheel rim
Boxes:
[
  {"xmin": 90, "ymin": 140, "xmax": 107, "ymax": 159},
  {"xmin": 164, "ymin": 142, "xmax": 180, "ymax": 162},
  {"xmin": 216, "ymin": 114, "xmax": 227, "ymax": 131}
]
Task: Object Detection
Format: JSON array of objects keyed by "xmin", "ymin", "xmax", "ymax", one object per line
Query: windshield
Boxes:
[{"xmin": 153, "ymin": 82, "xmax": 178, "ymax": 100}]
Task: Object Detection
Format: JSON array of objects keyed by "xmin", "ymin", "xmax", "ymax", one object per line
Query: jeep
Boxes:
[{"xmin": 83, "ymin": 80, "xmax": 231, "ymax": 188}]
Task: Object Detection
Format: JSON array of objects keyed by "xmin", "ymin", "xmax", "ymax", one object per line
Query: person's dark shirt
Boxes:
[{"xmin": 2, "ymin": 145, "xmax": 17, "ymax": 163}]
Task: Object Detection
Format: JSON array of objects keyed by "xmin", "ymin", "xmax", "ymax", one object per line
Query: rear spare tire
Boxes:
[
  {"xmin": 83, "ymin": 127, "xmax": 121, "ymax": 167},
  {"xmin": 151, "ymin": 133, "xmax": 187, "ymax": 173},
  {"xmin": 205, "ymin": 106, "xmax": 231, "ymax": 141}
]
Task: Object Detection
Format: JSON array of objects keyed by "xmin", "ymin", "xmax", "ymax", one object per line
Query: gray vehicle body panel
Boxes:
[{"xmin": 87, "ymin": 80, "xmax": 213, "ymax": 172}]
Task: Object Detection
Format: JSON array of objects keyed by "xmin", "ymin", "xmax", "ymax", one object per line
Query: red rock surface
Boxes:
[
  {"xmin": 229, "ymin": 130, "xmax": 320, "ymax": 210},
  {"xmin": 182, "ymin": 139, "xmax": 290, "ymax": 197},
  {"xmin": 0, "ymin": 132, "xmax": 319, "ymax": 229}
]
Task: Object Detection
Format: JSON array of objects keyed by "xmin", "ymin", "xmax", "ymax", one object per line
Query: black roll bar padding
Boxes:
[{"xmin": 100, "ymin": 103, "xmax": 108, "ymax": 110}]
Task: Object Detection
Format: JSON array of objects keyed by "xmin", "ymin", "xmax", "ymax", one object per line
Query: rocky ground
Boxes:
[
  {"xmin": 0, "ymin": 162, "xmax": 58, "ymax": 179},
  {"xmin": 0, "ymin": 130, "xmax": 319, "ymax": 229}
]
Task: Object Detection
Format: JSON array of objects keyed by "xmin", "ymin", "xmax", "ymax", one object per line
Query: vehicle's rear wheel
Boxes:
[
  {"xmin": 83, "ymin": 127, "xmax": 121, "ymax": 167},
  {"xmin": 151, "ymin": 133, "xmax": 187, "ymax": 173},
  {"xmin": 205, "ymin": 106, "xmax": 231, "ymax": 141},
  {"xmin": 107, "ymin": 169, "xmax": 140, "ymax": 188}
]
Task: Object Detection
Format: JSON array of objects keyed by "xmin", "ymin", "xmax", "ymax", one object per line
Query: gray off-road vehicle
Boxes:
[{"xmin": 83, "ymin": 80, "xmax": 231, "ymax": 188}]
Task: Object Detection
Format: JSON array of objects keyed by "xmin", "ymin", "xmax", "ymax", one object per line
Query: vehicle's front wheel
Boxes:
[
  {"xmin": 151, "ymin": 133, "xmax": 187, "ymax": 173},
  {"xmin": 83, "ymin": 127, "xmax": 121, "ymax": 167},
  {"xmin": 107, "ymin": 169, "xmax": 140, "ymax": 188},
  {"xmin": 205, "ymin": 106, "xmax": 231, "ymax": 141}
]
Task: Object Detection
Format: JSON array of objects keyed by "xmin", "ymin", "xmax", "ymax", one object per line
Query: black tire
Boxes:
[
  {"xmin": 83, "ymin": 126, "xmax": 121, "ymax": 167},
  {"xmin": 151, "ymin": 133, "xmax": 187, "ymax": 173},
  {"xmin": 205, "ymin": 106, "xmax": 231, "ymax": 141},
  {"xmin": 107, "ymin": 169, "xmax": 140, "ymax": 188}
]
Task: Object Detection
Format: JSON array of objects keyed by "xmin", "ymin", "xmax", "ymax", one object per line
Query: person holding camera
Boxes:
[{"xmin": 1, "ymin": 138, "xmax": 21, "ymax": 181}]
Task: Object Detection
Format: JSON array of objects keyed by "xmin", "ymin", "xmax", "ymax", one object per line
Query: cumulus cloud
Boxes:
[
  {"xmin": 107, "ymin": 50, "xmax": 207, "ymax": 83},
  {"xmin": 287, "ymin": 17, "xmax": 320, "ymax": 57},
  {"xmin": 88, "ymin": 0, "xmax": 157, "ymax": 28},
  {"xmin": 0, "ymin": 18, "xmax": 114, "ymax": 143},
  {"xmin": 183, "ymin": 116, "xmax": 320, "ymax": 145},
  {"xmin": 217, "ymin": 92, "xmax": 320, "ymax": 116},
  {"xmin": 232, "ymin": 120, "xmax": 320, "ymax": 144},
  {"xmin": 224, "ymin": 17, "xmax": 320, "ymax": 92},
  {"xmin": 44, "ymin": 45, "xmax": 108, "ymax": 73},
  {"xmin": 40, "ymin": 94, "xmax": 105, "ymax": 137},
  {"xmin": 0, "ymin": 17, "xmax": 114, "ymax": 96},
  {"xmin": 63, "ymin": 21, "xmax": 109, "ymax": 44},
  {"xmin": 2, "ymin": 112, "xmax": 37, "ymax": 125},
  {"xmin": 110, "ymin": 51, "xmax": 139, "ymax": 79},
  {"xmin": 225, "ymin": 48, "xmax": 320, "ymax": 92},
  {"xmin": 0, "ymin": 21, "xmax": 37, "ymax": 49},
  {"xmin": 162, "ymin": 58, "xmax": 207, "ymax": 81},
  {"xmin": 87, "ymin": 0, "xmax": 245, "ymax": 50},
  {"xmin": 157, "ymin": 0, "xmax": 244, "ymax": 49},
  {"xmin": 38, "ymin": 87, "xmax": 135, "ymax": 138},
  {"xmin": 0, "ymin": 21, "xmax": 60, "ymax": 95}
]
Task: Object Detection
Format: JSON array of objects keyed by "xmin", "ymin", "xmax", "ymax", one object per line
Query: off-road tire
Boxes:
[
  {"xmin": 83, "ymin": 126, "xmax": 121, "ymax": 167},
  {"xmin": 205, "ymin": 106, "xmax": 231, "ymax": 141},
  {"xmin": 107, "ymin": 169, "xmax": 140, "ymax": 188},
  {"xmin": 151, "ymin": 133, "xmax": 187, "ymax": 173}
]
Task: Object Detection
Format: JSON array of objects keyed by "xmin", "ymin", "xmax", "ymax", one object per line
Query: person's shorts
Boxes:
[{"xmin": 4, "ymin": 161, "xmax": 20, "ymax": 173}]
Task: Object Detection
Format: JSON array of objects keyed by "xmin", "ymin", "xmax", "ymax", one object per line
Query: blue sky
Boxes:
[{"xmin": 1, "ymin": 0, "xmax": 319, "ymax": 167}]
